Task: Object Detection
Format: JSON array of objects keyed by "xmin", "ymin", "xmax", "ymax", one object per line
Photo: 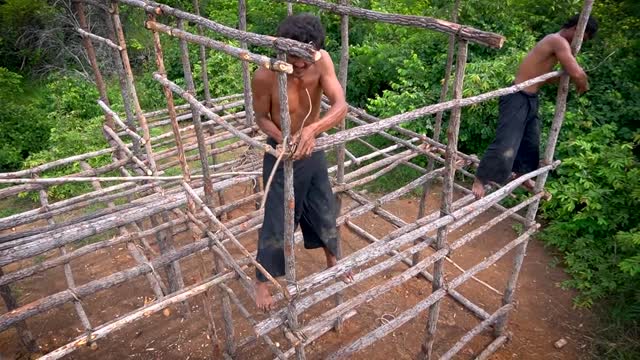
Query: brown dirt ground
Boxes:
[{"xmin": 0, "ymin": 184, "xmax": 594, "ymax": 360}]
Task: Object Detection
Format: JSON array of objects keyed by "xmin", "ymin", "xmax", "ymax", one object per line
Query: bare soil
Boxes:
[{"xmin": 0, "ymin": 185, "xmax": 594, "ymax": 360}]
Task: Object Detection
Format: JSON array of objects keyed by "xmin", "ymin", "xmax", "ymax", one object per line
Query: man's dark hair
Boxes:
[
  {"xmin": 276, "ymin": 13, "xmax": 326, "ymax": 50},
  {"xmin": 563, "ymin": 14, "xmax": 599, "ymax": 38}
]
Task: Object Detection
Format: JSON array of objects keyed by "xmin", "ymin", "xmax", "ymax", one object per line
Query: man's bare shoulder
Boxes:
[
  {"xmin": 253, "ymin": 66, "xmax": 275, "ymax": 86},
  {"xmin": 317, "ymin": 49, "xmax": 336, "ymax": 70},
  {"xmin": 538, "ymin": 33, "xmax": 570, "ymax": 51}
]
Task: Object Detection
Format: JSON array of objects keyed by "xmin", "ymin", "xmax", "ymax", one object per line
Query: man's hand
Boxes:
[
  {"xmin": 576, "ymin": 79, "xmax": 589, "ymax": 94},
  {"xmin": 292, "ymin": 126, "xmax": 316, "ymax": 160}
]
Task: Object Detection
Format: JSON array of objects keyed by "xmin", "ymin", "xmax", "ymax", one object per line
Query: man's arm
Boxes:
[
  {"xmin": 294, "ymin": 50, "xmax": 347, "ymax": 159},
  {"xmin": 251, "ymin": 68, "xmax": 283, "ymax": 144},
  {"xmin": 552, "ymin": 36, "xmax": 589, "ymax": 93}
]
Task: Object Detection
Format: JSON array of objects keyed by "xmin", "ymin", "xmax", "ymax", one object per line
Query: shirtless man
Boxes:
[
  {"xmin": 472, "ymin": 15, "xmax": 598, "ymax": 199},
  {"xmin": 251, "ymin": 14, "xmax": 351, "ymax": 311}
]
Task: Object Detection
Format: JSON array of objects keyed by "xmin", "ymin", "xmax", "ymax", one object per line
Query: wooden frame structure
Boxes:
[{"xmin": 0, "ymin": 0, "xmax": 594, "ymax": 358}]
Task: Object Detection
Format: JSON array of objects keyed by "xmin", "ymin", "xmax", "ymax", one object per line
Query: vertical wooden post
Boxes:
[
  {"xmin": 192, "ymin": 0, "xmax": 228, "ymax": 215},
  {"xmin": 333, "ymin": 0, "xmax": 349, "ymax": 332},
  {"xmin": 175, "ymin": 16, "xmax": 237, "ymax": 356},
  {"xmin": 110, "ymin": 0, "xmax": 185, "ymax": 299},
  {"xmin": 102, "ymin": 4, "xmax": 141, "ymax": 159},
  {"xmin": 495, "ymin": 0, "xmax": 594, "ymax": 337},
  {"xmin": 73, "ymin": 1, "xmax": 115, "ymax": 133},
  {"xmin": 110, "ymin": 1, "xmax": 157, "ymax": 174},
  {"xmin": 414, "ymin": 0, "xmax": 461, "ymax": 267},
  {"xmin": 149, "ymin": 15, "xmax": 224, "ymax": 353},
  {"xmin": 421, "ymin": 39, "xmax": 468, "ymax": 360},
  {"xmin": 277, "ymin": 51, "xmax": 306, "ymax": 360},
  {"xmin": 287, "ymin": 2, "xmax": 293, "ymax": 15},
  {"xmin": 237, "ymin": 0, "xmax": 261, "ymax": 211}
]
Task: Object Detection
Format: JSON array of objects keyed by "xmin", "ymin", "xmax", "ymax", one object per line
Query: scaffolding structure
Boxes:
[{"xmin": 0, "ymin": 0, "xmax": 594, "ymax": 358}]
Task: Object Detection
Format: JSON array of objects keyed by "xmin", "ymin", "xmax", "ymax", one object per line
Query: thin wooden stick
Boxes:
[
  {"xmin": 476, "ymin": 334, "xmax": 510, "ymax": 360},
  {"xmin": 98, "ymin": 100, "xmax": 145, "ymax": 144},
  {"xmin": 76, "ymin": 27, "xmax": 122, "ymax": 50}
]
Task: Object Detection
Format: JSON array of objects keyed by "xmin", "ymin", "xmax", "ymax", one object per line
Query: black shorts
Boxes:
[
  {"xmin": 255, "ymin": 138, "xmax": 339, "ymax": 282},
  {"xmin": 475, "ymin": 90, "xmax": 540, "ymax": 185}
]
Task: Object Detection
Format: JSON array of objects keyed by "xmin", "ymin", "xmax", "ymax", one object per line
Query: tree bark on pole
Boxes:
[
  {"xmin": 495, "ymin": 0, "xmax": 595, "ymax": 338},
  {"xmin": 276, "ymin": 51, "xmax": 307, "ymax": 360},
  {"xmin": 422, "ymin": 38, "xmax": 468, "ymax": 360}
]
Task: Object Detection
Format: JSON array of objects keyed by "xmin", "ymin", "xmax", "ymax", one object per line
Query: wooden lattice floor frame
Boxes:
[{"xmin": 0, "ymin": 0, "xmax": 595, "ymax": 359}]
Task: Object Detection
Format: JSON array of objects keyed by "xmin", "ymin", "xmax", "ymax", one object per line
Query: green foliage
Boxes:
[
  {"xmin": 539, "ymin": 125, "xmax": 639, "ymax": 317},
  {"xmin": 0, "ymin": 68, "xmax": 52, "ymax": 170}
]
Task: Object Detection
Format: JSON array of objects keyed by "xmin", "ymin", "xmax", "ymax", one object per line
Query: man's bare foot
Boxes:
[
  {"xmin": 514, "ymin": 174, "xmax": 552, "ymax": 200},
  {"xmin": 324, "ymin": 248, "xmax": 354, "ymax": 283},
  {"xmin": 472, "ymin": 178, "xmax": 486, "ymax": 199},
  {"xmin": 255, "ymin": 280, "xmax": 274, "ymax": 312}
]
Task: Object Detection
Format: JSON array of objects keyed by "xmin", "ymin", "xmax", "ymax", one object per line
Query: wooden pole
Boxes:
[
  {"xmin": 422, "ymin": 39, "xmax": 468, "ymax": 360},
  {"xmin": 314, "ymin": 70, "xmax": 563, "ymax": 150},
  {"xmin": 145, "ymin": 21, "xmax": 293, "ymax": 73},
  {"xmin": 333, "ymin": 0, "xmax": 349, "ymax": 331},
  {"xmin": 118, "ymin": 0, "xmax": 321, "ymax": 62},
  {"xmin": 276, "ymin": 0, "xmax": 504, "ymax": 48},
  {"xmin": 276, "ymin": 51, "xmax": 306, "ymax": 360},
  {"xmin": 415, "ymin": 0, "xmax": 460, "ymax": 266},
  {"xmin": 73, "ymin": 1, "xmax": 115, "ymax": 133}
]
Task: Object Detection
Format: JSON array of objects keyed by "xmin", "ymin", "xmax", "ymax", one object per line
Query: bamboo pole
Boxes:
[
  {"xmin": 423, "ymin": 39, "xmax": 468, "ymax": 360},
  {"xmin": 276, "ymin": 0, "xmax": 504, "ymax": 48},
  {"xmin": 416, "ymin": 0, "xmax": 460, "ymax": 266},
  {"xmin": 118, "ymin": 0, "xmax": 321, "ymax": 62},
  {"xmin": 495, "ymin": 0, "xmax": 595, "ymax": 339}
]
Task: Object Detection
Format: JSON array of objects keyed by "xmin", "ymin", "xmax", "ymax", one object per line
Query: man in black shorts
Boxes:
[
  {"xmin": 472, "ymin": 15, "xmax": 598, "ymax": 198},
  {"xmin": 251, "ymin": 14, "xmax": 351, "ymax": 311}
]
